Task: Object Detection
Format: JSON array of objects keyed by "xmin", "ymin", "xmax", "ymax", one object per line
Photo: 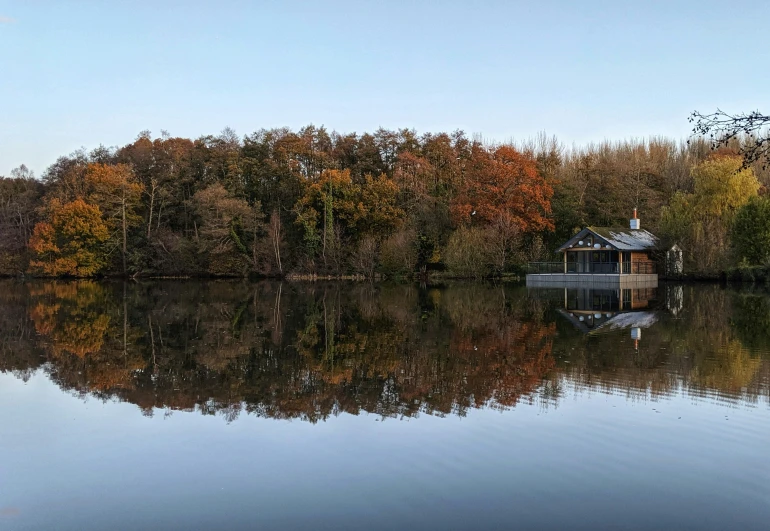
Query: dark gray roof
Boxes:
[
  {"xmin": 557, "ymin": 309, "xmax": 659, "ymax": 334},
  {"xmin": 594, "ymin": 311, "xmax": 658, "ymax": 332},
  {"xmin": 557, "ymin": 226, "xmax": 659, "ymax": 252}
]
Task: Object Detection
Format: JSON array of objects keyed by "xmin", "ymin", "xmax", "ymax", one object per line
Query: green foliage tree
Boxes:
[
  {"xmin": 732, "ymin": 196, "xmax": 770, "ymax": 265},
  {"xmin": 444, "ymin": 226, "xmax": 492, "ymax": 278}
]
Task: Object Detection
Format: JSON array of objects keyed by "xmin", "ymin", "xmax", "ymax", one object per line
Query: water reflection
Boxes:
[
  {"xmin": 544, "ymin": 284, "xmax": 770, "ymax": 402},
  {"xmin": 548, "ymin": 287, "xmax": 659, "ymax": 338},
  {"xmin": 0, "ymin": 280, "xmax": 768, "ymax": 422}
]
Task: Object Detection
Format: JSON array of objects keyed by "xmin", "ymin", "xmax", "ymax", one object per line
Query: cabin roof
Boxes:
[
  {"xmin": 557, "ymin": 226, "xmax": 659, "ymax": 252},
  {"xmin": 594, "ymin": 311, "xmax": 659, "ymax": 332},
  {"xmin": 557, "ymin": 309, "xmax": 659, "ymax": 334}
]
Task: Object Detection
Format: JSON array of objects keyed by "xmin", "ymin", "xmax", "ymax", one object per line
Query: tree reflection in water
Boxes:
[{"xmin": 0, "ymin": 280, "xmax": 768, "ymax": 422}]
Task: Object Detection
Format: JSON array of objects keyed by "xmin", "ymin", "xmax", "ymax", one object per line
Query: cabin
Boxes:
[{"xmin": 527, "ymin": 210, "xmax": 662, "ymax": 287}]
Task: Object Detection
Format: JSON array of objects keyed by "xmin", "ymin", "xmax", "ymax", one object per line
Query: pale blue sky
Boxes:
[{"xmin": 1, "ymin": 0, "xmax": 768, "ymax": 176}]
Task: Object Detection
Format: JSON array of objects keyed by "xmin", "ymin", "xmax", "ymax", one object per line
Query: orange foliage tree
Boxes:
[
  {"xmin": 452, "ymin": 144, "xmax": 554, "ymax": 231},
  {"xmin": 28, "ymin": 199, "xmax": 110, "ymax": 277},
  {"xmin": 446, "ymin": 145, "xmax": 555, "ymax": 271}
]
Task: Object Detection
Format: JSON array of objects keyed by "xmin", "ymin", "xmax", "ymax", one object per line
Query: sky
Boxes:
[{"xmin": 1, "ymin": 0, "xmax": 768, "ymax": 177}]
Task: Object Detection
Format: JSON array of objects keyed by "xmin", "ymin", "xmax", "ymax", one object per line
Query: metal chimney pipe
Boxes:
[{"xmin": 630, "ymin": 209, "xmax": 640, "ymax": 230}]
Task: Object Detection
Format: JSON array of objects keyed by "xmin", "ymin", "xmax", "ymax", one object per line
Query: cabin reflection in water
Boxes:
[{"xmin": 533, "ymin": 287, "xmax": 661, "ymax": 344}]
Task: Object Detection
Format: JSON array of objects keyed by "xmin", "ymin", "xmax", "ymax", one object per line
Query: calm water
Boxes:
[{"xmin": 1, "ymin": 280, "xmax": 769, "ymax": 530}]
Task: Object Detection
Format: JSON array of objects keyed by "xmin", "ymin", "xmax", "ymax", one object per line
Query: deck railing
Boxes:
[
  {"xmin": 527, "ymin": 262, "xmax": 567, "ymax": 274},
  {"xmin": 621, "ymin": 261, "xmax": 657, "ymax": 274},
  {"xmin": 527, "ymin": 261, "xmax": 657, "ymax": 275}
]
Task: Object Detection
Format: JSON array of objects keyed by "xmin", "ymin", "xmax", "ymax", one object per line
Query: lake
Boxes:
[{"xmin": 1, "ymin": 280, "xmax": 769, "ymax": 530}]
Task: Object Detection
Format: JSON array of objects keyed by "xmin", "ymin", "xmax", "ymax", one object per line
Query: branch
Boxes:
[{"xmin": 689, "ymin": 108, "xmax": 770, "ymax": 168}]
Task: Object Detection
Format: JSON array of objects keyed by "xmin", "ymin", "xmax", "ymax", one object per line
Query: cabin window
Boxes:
[{"xmin": 589, "ymin": 251, "xmax": 614, "ymax": 263}]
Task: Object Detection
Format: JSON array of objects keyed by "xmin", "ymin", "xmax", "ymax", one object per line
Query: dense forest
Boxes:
[{"xmin": 2, "ymin": 126, "xmax": 770, "ymax": 278}]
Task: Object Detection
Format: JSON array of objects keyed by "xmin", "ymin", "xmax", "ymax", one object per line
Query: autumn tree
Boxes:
[
  {"xmin": 450, "ymin": 144, "xmax": 553, "ymax": 272},
  {"xmin": 294, "ymin": 169, "xmax": 402, "ymax": 273},
  {"xmin": 452, "ymin": 144, "xmax": 553, "ymax": 230},
  {"xmin": 116, "ymin": 134, "xmax": 206, "ymax": 274},
  {"xmin": 357, "ymin": 173, "xmax": 404, "ymax": 238},
  {"xmin": 661, "ymin": 155, "xmax": 760, "ymax": 273},
  {"xmin": 330, "ymin": 131, "xmax": 386, "ymax": 181},
  {"xmin": 85, "ymin": 163, "xmax": 144, "ymax": 274},
  {"xmin": 294, "ymin": 169, "xmax": 356, "ymax": 270},
  {"xmin": 193, "ymin": 183, "xmax": 265, "ymax": 275},
  {"xmin": 29, "ymin": 199, "xmax": 110, "ymax": 277},
  {"xmin": 205, "ymin": 127, "xmax": 245, "ymax": 194},
  {"xmin": 117, "ymin": 133, "xmax": 199, "ymax": 239}
]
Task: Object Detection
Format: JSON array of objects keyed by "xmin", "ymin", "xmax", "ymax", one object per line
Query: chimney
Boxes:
[{"xmin": 630, "ymin": 208, "xmax": 640, "ymax": 230}]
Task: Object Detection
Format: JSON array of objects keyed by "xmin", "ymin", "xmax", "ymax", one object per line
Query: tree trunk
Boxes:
[
  {"xmin": 157, "ymin": 200, "xmax": 164, "ymax": 232},
  {"xmin": 271, "ymin": 209, "xmax": 283, "ymax": 275},
  {"xmin": 122, "ymin": 198, "xmax": 127, "ymax": 275},
  {"xmin": 147, "ymin": 180, "xmax": 156, "ymax": 238}
]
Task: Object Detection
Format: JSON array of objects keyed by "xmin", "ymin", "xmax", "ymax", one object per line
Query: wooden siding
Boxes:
[{"xmin": 631, "ymin": 251, "xmax": 650, "ymax": 264}]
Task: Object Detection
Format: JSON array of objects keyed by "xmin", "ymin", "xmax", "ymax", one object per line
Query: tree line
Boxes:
[{"xmin": 2, "ymin": 126, "xmax": 770, "ymax": 278}]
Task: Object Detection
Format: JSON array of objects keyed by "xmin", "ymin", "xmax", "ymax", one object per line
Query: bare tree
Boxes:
[
  {"xmin": 351, "ymin": 236, "xmax": 378, "ymax": 279},
  {"xmin": 690, "ymin": 109, "xmax": 770, "ymax": 168}
]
